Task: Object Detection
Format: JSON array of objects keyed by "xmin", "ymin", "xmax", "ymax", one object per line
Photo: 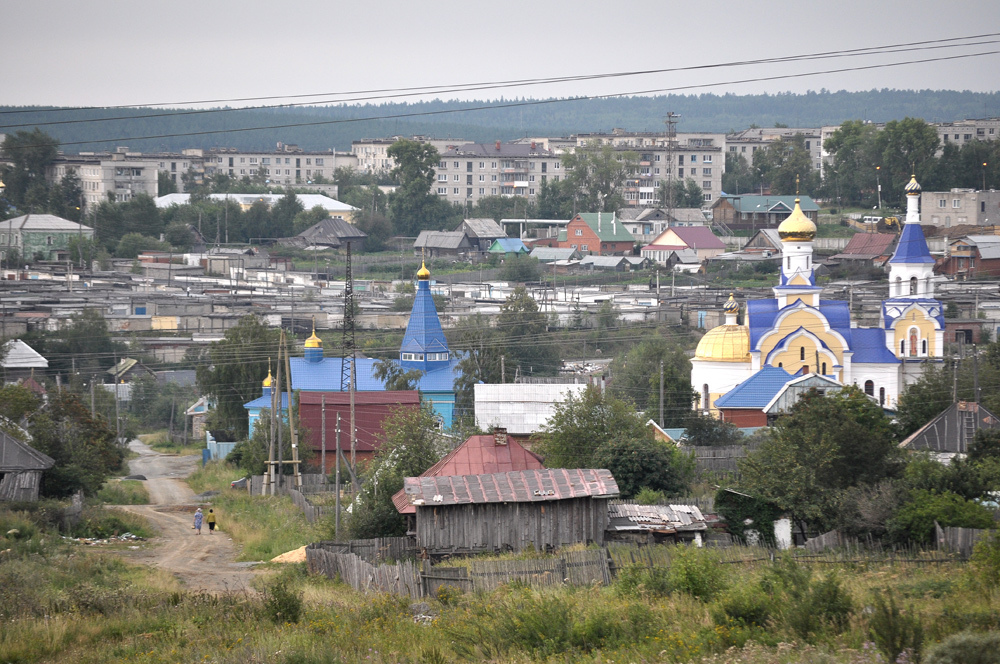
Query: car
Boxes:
[{"xmin": 230, "ymin": 477, "xmax": 248, "ymax": 489}]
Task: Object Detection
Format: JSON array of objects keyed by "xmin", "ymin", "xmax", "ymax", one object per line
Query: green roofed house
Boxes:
[
  {"xmin": 710, "ymin": 195, "xmax": 819, "ymax": 233},
  {"xmin": 0, "ymin": 214, "xmax": 94, "ymax": 263},
  {"xmin": 556, "ymin": 212, "xmax": 635, "ymax": 256}
]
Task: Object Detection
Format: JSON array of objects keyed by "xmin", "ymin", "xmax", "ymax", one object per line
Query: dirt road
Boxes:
[{"xmin": 117, "ymin": 440, "xmax": 258, "ymax": 594}]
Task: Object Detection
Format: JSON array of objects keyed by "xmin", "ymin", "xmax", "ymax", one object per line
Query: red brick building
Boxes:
[{"xmin": 556, "ymin": 212, "xmax": 635, "ymax": 256}]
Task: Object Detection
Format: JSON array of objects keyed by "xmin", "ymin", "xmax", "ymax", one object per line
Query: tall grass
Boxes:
[
  {"xmin": 139, "ymin": 430, "xmax": 202, "ymax": 456},
  {"xmin": 96, "ymin": 479, "xmax": 150, "ymax": 505}
]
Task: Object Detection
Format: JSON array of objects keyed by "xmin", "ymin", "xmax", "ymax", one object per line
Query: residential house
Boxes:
[
  {"xmin": 281, "ymin": 217, "xmax": 367, "ymax": 251},
  {"xmin": 828, "ymin": 233, "xmax": 898, "ymax": 268},
  {"xmin": 710, "ymin": 195, "xmax": 819, "ymax": 232},
  {"xmin": 529, "ymin": 247, "xmax": 582, "ymax": 263},
  {"xmin": 579, "ymin": 255, "xmax": 648, "ymax": 272},
  {"xmin": 402, "ymin": 468, "xmax": 619, "ymax": 553},
  {"xmin": 936, "ymin": 235, "xmax": 1000, "ymax": 278},
  {"xmin": 900, "ymin": 401, "xmax": 1000, "ymax": 462},
  {"xmin": 106, "ymin": 357, "xmax": 155, "ymax": 384},
  {"xmin": 413, "ymin": 231, "xmax": 473, "ymax": 258},
  {"xmin": 1, "ymin": 340, "xmax": 47, "ymax": 382},
  {"xmin": 741, "ymin": 229, "xmax": 783, "ymax": 256},
  {"xmin": 641, "ymin": 227, "xmax": 726, "ymax": 264},
  {"xmin": 456, "ymin": 218, "xmax": 506, "ymax": 252},
  {"xmin": 557, "ymin": 213, "xmax": 635, "ymax": 256},
  {"xmin": 0, "ymin": 431, "xmax": 54, "ymax": 502},
  {"xmin": 714, "ymin": 367, "xmax": 846, "ymax": 427},
  {"xmin": 0, "ymin": 215, "xmax": 95, "ymax": 262},
  {"xmin": 921, "ymin": 189, "xmax": 1000, "ymax": 227}
]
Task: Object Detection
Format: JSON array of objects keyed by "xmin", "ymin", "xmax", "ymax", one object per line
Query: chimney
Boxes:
[
  {"xmin": 493, "ymin": 427, "xmax": 508, "ymax": 446},
  {"xmin": 495, "ymin": 140, "xmax": 501, "ymax": 151},
  {"xmin": 530, "ymin": 141, "xmax": 536, "ymax": 150}
]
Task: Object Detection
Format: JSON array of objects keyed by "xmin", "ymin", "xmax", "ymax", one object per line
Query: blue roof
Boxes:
[
  {"xmin": 715, "ymin": 366, "xmax": 794, "ymax": 409},
  {"xmin": 882, "ymin": 298, "xmax": 945, "ymax": 329},
  {"xmin": 288, "ymin": 356, "xmax": 462, "ymax": 394},
  {"xmin": 662, "ymin": 427, "xmax": 687, "ymax": 441},
  {"xmin": 850, "ymin": 327, "xmax": 900, "ymax": 364},
  {"xmin": 888, "ymin": 223, "xmax": 935, "ymax": 264},
  {"xmin": 747, "ymin": 299, "xmax": 852, "ymax": 350},
  {"xmin": 244, "ymin": 392, "xmax": 290, "ymax": 410},
  {"xmin": 400, "ymin": 279, "xmax": 450, "ymax": 361}
]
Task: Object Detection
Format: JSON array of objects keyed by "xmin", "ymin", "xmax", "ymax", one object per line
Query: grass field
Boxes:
[
  {"xmin": 95, "ymin": 479, "xmax": 150, "ymax": 505},
  {"xmin": 138, "ymin": 431, "xmax": 203, "ymax": 457}
]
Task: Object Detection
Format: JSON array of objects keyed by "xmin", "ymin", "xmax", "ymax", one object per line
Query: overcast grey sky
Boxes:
[{"xmin": 3, "ymin": 0, "xmax": 998, "ymax": 109}]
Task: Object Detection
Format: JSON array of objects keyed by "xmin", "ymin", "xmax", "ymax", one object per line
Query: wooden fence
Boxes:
[
  {"xmin": 679, "ymin": 443, "xmax": 760, "ymax": 474},
  {"xmin": 936, "ymin": 523, "xmax": 989, "ymax": 558},
  {"xmin": 309, "ymin": 538, "xmax": 415, "ymax": 564},
  {"xmin": 248, "ymin": 474, "xmax": 334, "ymax": 524},
  {"xmin": 306, "ymin": 546, "xmax": 423, "ymax": 599}
]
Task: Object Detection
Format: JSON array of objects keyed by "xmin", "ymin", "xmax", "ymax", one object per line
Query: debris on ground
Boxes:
[
  {"xmin": 270, "ymin": 545, "xmax": 307, "ymax": 563},
  {"xmin": 64, "ymin": 532, "xmax": 146, "ymax": 545}
]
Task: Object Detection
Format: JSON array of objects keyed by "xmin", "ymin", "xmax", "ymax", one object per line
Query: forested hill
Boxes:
[{"xmin": 4, "ymin": 89, "xmax": 999, "ymax": 154}]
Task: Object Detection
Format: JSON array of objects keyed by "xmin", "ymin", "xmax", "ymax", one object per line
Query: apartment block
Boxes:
[
  {"xmin": 203, "ymin": 143, "xmax": 357, "ymax": 186},
  {"xmin": 921, "ymin": 189, "xmax": 1000, "ymax": 227},
  {"xmin": 726, "ymin": 127, "xmax": 824, "ymax": 175},
  {"xmin": 434, "ymin": 142, "xmax": 563, "ymax": 207},
  {"xmin": 49, "ymin": 149, "xmax": 161, "ymax": 206},
  {"xmin": 352, "ymin": 136, "xmax": 468, "ymax": 174},
  {"xmin": 936, "ymin": 118, "xmax": 1000, "ymax": 150}
]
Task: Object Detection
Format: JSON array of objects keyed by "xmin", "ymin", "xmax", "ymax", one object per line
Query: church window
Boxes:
[
  {"xmin": 895, "ymin": 276, "xmax": 902, "ymax": 297},
  {"xmin": 922, "ymin": 339, "xmax": 927, "ymax": 354},
  {"xmin": 778, "ymin": 362, "xmax": 783, "ymax": 368},
  {"xmin": 909, "ymin": 277, "xmax": 917, "ymax": 295},
  {"xmin": 702, "ymin": 384, "xmax": 709, "ymax": 412},
  {"xmin": 879, "ymin": 387, "xmax": 885, "ymax": 405},
  {"xmin": 787, "ymin": 256, "xmax": 791, "ymax": 269},
  {"xmin": 900, "ymin": 341, "xmax": 905, "ymax": 355},
  {"xmin": 821, "ymin": 362, "xmax": 827, "ymax": 374},
  {"xmin": 909, "ymin": 330, "xmax": 918, "ymax": 357},
  {"xmin": 803, "ymin": 365, "xmax": 809, "ymax": 374},
  {"xmin": 864, "ymin": 380, "xmax": 874, "ymax": 396},
  {"xmin": 800, "ymin": 347, "xmax": 805, "ymax": 360}
]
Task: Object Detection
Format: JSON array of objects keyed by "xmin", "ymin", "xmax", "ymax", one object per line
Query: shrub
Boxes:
[
  {"xmin": 96, "ymin": 479, "xmax": 150, "ymax": 505},
  {"xmin": 261, "ymin": 578, "xmax": 303, "ymax": 624},
  {"xmin": 635, "ymin": 487, "xmax": 666, "ymax": 505},
  {"xmin": 925, "ymin": 631, "xmax": 1000, "ymax": 664},
  {"xmin": 666, "ymin": 546, "xmax": 726, "ymax": 600},
  {"xmin": 763, "ymin": 555, "xmax": 852, "ymax": 641},
  {"xmin": 712, "ymin": 582, "xmax": 773, "ymax": 628},
  {"xmin": 970, "ymin": 530, "xmax": 1000, "ymax": 589},
  {"xmin": 70, "ymin": 507, "xmax": 152, "ymax": 539},
  {"xmin": 869, "ymin": 591, "xmax": 923, "ymax": 664},
  {"xmin": 889, "ymin": 490, "xmax": 994, "ymax": 543},
  {"xmin": 614, "ymin": 562, "xmax": 672, "ymax": 597}
]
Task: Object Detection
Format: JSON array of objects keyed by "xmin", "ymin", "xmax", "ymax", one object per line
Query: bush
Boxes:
[
  {"xmin": 614, "ymin": 563, "xmax": 672, "ymax": 597},
  {"xmin": 96, "ymin": 479, "xmax": 150, "ymax": 505},
  {"xmin": 970, "ymin": 530, "xmax": 1000, "ymax": 589},
  {"xmin": 262, "ymin": 578, "xmax": 303, "ymax": 624},
  {"xmin": 889, "ymin": 490, "xmax": 995, "ymax": 544},
  {"xmin": 712, "ymin": 582, "xmax": 773, "ymax": 628},
  {"xmin": 925, "ymin": 631, "xmax": 1000, "ymax": 664},
  {"xmin": 762, "ymin": 555, "xmax": 852, "ymax": 641},
  {"xmin": 635, "ymin": 487, "xmax": 666, "ymax": 505},
  {"xmin": 666, "ymin": 546, "xmax": 726, "ymax": 600},
  {"xmin": 70, "ymin": 507, "xmax": 152, "ymax": 539},
  {"xmin": 869, "ymin": 591, "xmax": 924, "ymax": 664}
]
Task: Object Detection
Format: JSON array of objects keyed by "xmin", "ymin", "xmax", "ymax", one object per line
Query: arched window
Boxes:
[
  {"xmin": 879, "ymin": 387, "xmax": 885, "ymax": 406},
  {"xmin": 909, "ymin": 329, "xmax": 918, "ymax": 357},
  {"xmin": 864, "ymin": 380, "xmax": 874, "ymax": 396},
  {"xmin": 821, "ymin": 362, "xmax": 827, "ymax": 375},
  {"xmin": 778, "ymin": 362, "xmax": 783, "ymax": 368},
  {"xmin": 800, "ymin": 346, "xmax": 805, "ymax": 361},
  {"xmin": 702, "ymin": 384, "xmax": 709, "ymax": 412},
  {"xmin": 910, "ymin": 276, "xmax": 918, "ymax": 295},
  {"xmin": 900, "ymin": 340, "xmax": 905, "ymax": 355},
  {"xmin": 922, "ymin": 339, "xmax": 928, "ymax": 355},
  {"xmin": 895, "ymin": 276, "xmax": 902, "ymax": 297},
  {"xmin": 803, "ymin": 365, "xmax": 809, "ymax": 374}
]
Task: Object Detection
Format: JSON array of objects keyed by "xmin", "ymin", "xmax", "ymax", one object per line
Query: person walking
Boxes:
[
  {"xmin": 206, "ymin": 508, "xmax": 216, "ymax": 535},
  {"xmin": 193, "ymin": 507, "xmax": 203, "ymax": 535}
]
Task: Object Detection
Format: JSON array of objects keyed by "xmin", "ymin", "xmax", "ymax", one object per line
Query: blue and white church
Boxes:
[
  {"xmin": 691, "ymin": 176, "xmax": 944, "ymax": 414},
  {"xmin": 244, "ymin": 262, "xmax": 462, "ymax": 430}
]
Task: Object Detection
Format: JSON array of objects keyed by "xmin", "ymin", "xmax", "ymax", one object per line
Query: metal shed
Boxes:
[
  {"xmin": 404, "ymin": 469, "xmax": 618, "ymax": 554},
  {"xmin": 0, "ymin": 431, "xmax": 54, "ymax": 502}
]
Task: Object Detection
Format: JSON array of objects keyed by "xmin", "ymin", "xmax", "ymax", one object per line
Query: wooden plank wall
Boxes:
[
  {"xmin": 936, "ymin": 523, "xmax": 988, "ymax": 558},
  {"xmin": 306, "ymin": 546, "xmax": 422, "ymax": 599},
  {"xmin": 415, "ymin": 497, "xmax": 609, "ymax": 553}
]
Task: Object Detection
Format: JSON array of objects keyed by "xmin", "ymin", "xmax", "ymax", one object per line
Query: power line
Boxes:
[{"xmin": 5, "ymin": 48, "xmax": 1000, "ymax": 150}]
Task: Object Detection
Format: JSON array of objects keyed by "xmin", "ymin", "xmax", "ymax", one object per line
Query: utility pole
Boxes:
[
  {"xmin": 266, "ymin": 357, "xmax": 276, "ymax": 495},
  {"xmin": 321, "ymin": 394, "xmax": 326, "ymax": 478},
  {"xmin": 349, "ymin": 358, "xmax": 357, "ymax": 485},
  {"xmin": 659, "ymin": 360, "xmax": 664, "ymax": 427},
  {"xmin": 276, "ymin": 343, "xmax": 284, "ymax": 487},
  {"xmin": 953, "ymin": 354, "xmax": 960, "ymax": 404},
  {"xmin": 501, "ymin": 355, "xmax": 506, "ymax": 384},
  {"xmin": 664, "ymin": 111, "xmax": 680, "ymax": 222},
  {"xmin": 90, "ymin": 375, "xmax": 96, "ymax": 416},
  {"xmin": 283, "ymin": 330, "xmax": 302, "ymax": 489},
  {"xmin": 974, "ymin": 343, "xmax": 981, "ymax": 405},
  {"xmin": 112, "ymin": 351, "xmax": 121, "ymax": 445},
  {"xmin": 335, "ymin": 412, "xmax": 341, "ymax": 540}
]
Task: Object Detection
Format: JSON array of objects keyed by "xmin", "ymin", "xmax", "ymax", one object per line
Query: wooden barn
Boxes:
[
  {"xmin": 0, "ymin": 431, "xmax": 54, "ymax": 502},
  {"xmin": 402, "ymin": 469, "xmax": 618, "ymax": 554}
]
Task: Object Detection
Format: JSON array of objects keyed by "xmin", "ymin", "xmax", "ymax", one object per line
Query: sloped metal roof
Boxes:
[
  {"xmin": 0, "ymin": 214, "xmax": 93, "ymax": 232},
  {"xmin": 403, "ymin": 468, "xmax": 618, "ymax": 507},
  {"xmin": 901, "ymin": 401, "xmax": 1000, "ymax": 454},
  {"xmin": 1, "ymin": 340, "xmax": 47, "ymax": 370},
  {"xmin": 830, "ymin": 232, "xmax": 897, "ymax": 260},
  {"xmin": 0, "ymin": 431, "xmax": 54, "ymax": 472},
  {"xmin": 606, "ymin": 503, "xmax": 708, "ymax": 533}
]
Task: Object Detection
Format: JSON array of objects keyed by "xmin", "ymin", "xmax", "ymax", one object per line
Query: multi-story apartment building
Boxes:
[
  {"xmin": 203, "ymin": 143, "xmax": 357, "ymax": 186},
  {"xmin": 351, "ymin": 136, "xmax": 467, "ymax": 174},
  {"xmin": 921, "ymin": 188, "xmax": 1000, "ymax": 227},
  {"xmin": 935, "ymin": 118, "xmax": 1000, "ymax": 150},
  {"xmin": 49, "ymin": 148, "xmax": 162, "ymax": 206},
  {"xmin": 434, "ymin": 142, "xmax": 563, "ymax": 207},
  {"xmin": 726, "ymin": 127, "xmax": 824, "ymax": 175}
]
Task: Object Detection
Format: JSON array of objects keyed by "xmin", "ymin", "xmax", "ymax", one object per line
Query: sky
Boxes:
[{"xmin": 2, "ymin": 0, "xmax": 999, "ymax": 110}]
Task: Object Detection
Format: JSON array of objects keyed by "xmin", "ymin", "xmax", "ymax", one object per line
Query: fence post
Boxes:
[{"xmin": 558, "ymin": 558, "xmax": 568, "ymax": 583}]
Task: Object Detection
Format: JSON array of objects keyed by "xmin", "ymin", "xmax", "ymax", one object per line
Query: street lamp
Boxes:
[
  {"xmin": 984, "ymin": 162, "xmax": 988, "ymax": 191},
  {"xmin": 876, "ymin": 166, "xmax": 882, "ymax": 210}
]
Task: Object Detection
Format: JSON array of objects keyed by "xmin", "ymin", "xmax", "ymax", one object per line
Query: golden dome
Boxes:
[
  {"xmin": 777, "ymin": 199, "xmax": 817, "ymax": 242},
  {"xmin": 262, "ymin": 368, "xmax": 273, "ymax": 388},
  {"xmin": 304, "ymin": 318, "xmax": 322, "ymax": 348},
  {"xmin": 904, "ymin": 174, "xmax": 921, "ymax": 195},
  {"xmin": 695, "ymin": 324, "xmax": 751, "ymax": 363},
  {"xmin": 417, "ymin": 261, "xmax": 430, "ymax": 280},
  {"xmin": 723, "ymin": 293, "xmax": 739, "ymax": 314}
]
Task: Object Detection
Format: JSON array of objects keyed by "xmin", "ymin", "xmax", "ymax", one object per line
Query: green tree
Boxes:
[
  {"xmin": 470, "ymin": 195, "xmax": 534, "ymax": 222},
  {"xmin": 499, "ymin": 255, "xmax": 541, "ymax": 282},
  {"xmin": 659, "ymin": 178, "xmax": 704, "ymax": 208},
  {"xmin": 35, "ymin": 308, "xmax": 123, "ymax": 377},
  {"xmin": 387, "ymin": 139, "xmax": 449, "ymax": 236},
  {"xmin": 372, "ymin": 358, "xmax": 423, "ymax": 391},
  {"xmin": 609, "ymin": 335, "xmax": 695, "ymax": 427},
  {"xmin": 683, "ymin": 411, "xmax": 744, "ymax": 446},
  {"xmin": 888, "ymin": 489, "xmax": 994, "ymax": 543},
  {"xmin": 271, "ymin": 189, "xmax": 304, "ymax": 237},
  {"xmin": 536, "ymin": 178, "xmax": 576, "ymax": 218},
  {"xmin": 355, "ymin": 211, "xmax": 393, "ymax": 252},
  {"xmin": 722, "ymin": 152, "xmax": 754, "ymax": 195},
  {"xmin": 562, "ymin": 141, "xmax": 639, "ymax": 212},
  {"xmin": 874, "ymin": 118, "xmax": 940, "ymax": 206},
  {"xmin": 821, "ymin": 120, "xmax": 881, "ymax": 207},
  {"xmin": 753, "ymin": 134, "xmax": 820, "ymax": 196},
  {"xmin": 158, "ymin": 170, "xmax": 178, "ymax": 196},
  {"xmin": 895, "ymin": 365, "xmax": 954, "ymax": 438},
  {"xmin": 347, "ymin": 405, "xmax": 446, "ymax": 538},
  {"xmin": 534, "ymin": 386, "xmax": 647, "ymax": 468},
  {"xmin": 119, "ymin": 194, "xmax": 162, "ymax": 238},
  {"xmin": 196, "ymin": 315, "xmax": 281, "ymax": 438},
  {"xmin": 292, "ymin": 206, "xmax": 330, "ymax": 236},
  {"xmin": 116, "ymin": 233, "xmax": 168, "ymax": 258},
  {"xmin": 593, "ymin": 436, "xmax": 693, "ymax": 498},
  {"xmin": 497, "ymin": 286, "xmax": 561, "ymax": 376},
  {"xmin": 451, "ymin": 313, "xmax": 506, "ymax": 419},
  {"xmin": 739, "ymin": 386, "xmax": 902, "ymax": 534},
  {"xmin": 0, "ymin": 129, "xmax": 58, "ymax": 211}
]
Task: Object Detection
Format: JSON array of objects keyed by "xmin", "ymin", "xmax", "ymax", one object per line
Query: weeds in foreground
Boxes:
[{"xmin": 96, "ymin": 479, "xmax": 150, "ymax": 505}]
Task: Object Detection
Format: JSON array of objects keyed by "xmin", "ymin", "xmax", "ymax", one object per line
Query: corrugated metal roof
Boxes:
[
  {"xmin": 722, "ymin": 195, "xmax": 819, "ymax": 213},
  {"xmin": 459, "ymin": 218, "xmax": 505, "ymax": 239},
  {"xmin": 414, "ymin": 231, "xmax": 471, "ymax": 249},
  {"xmin": 0, "ymin": 214, "xmax": 93, "ymax": 232},
  {"xmin": 530, "ymin": 247, "xmax": 581, "ymax": 261},
  {"xmin": 830, "ymin": 232, "xmax": 897, "ymax": 259},
  {"xmin": 576, "ymin": 213, "xmax": 635, "ymax": 242},
  {"xmin": 299, "ymin": 391, "xmax": 421, "ymax": 454},
  {"xmin": 715, "ymin": 366, "xmax": 793, "ymax": 409},
  {"xmin": 489, "ymin": 238, "xmax": 528, "ymax": 253},
  {"xmin": 1, "ymin": 340, "xmax": 47, "ymax": 370},
  {"xmin": 393, "ymin": 434, "xmax": 546, "ymax": 513},
  {"xmin": 901, "ymin": 401, "xmax": 1000, "ymax": 453},
  {"xmin": 0, "ymin": 431, "xmax": 54, "ymax": 471},
  {"xmin": 606, "ymin": 503, "xmax": 707, "ymax": 533},
  {"xmin": 404, "ymin": 469, "xmax": 618, "ymax": 507}
]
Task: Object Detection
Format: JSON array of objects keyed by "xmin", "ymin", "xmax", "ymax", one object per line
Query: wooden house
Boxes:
[
  {"xmin": 0, "ymin": 431, "xmax": 54, "ymax": 502},
  {"xmin": 403, "ymin": 468, "xmax": 618, "ymax": 554},
  {"xmin": 900, "ymin": 401, "xmax": 1000, "ymax": 462}
]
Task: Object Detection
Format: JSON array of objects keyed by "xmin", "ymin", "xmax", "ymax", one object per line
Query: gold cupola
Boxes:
[
  {"xmin": 262, "ymin": 359, "xmax": 273, "ymax": 388},
  {"xmin": 777, "ymin": 198, "xmax": 817, "ymax": 242},
  {"xmin": 304, "ymin": 318, "xmax": 322, "ymax": 349},
  {"xmin": 694, "ymin": 294, "xmax": 750, "ymax": 363},
  {"xmin": 904, "ymin": 174, "xmax": 921, "ymax": 196},
  {"xmin": 417, "ymin": 261, "xmax": 430, "ymax": 280}
]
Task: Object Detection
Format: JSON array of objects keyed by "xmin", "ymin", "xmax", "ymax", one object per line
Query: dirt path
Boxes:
[{"xmin": 116, "ymin": 440, "xmax": 258, "ymax": 594}]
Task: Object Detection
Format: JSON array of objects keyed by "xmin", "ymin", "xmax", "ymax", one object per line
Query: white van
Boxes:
[{"xmin": 862, "ymin": 215, "xmax": 881, "ymax": 225}]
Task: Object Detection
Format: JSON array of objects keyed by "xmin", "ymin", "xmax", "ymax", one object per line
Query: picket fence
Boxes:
[{"xmin": 936, "ymin": 523, "xmax": 990, "ymax": 558}]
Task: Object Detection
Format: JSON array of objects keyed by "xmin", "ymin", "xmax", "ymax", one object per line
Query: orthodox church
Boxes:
[
  {"xmin": 244, "ymin": 262, "xmax": 462, "ymax": 430},
  {"xmin": 692, "ymin": 176, "xmax": 943, "ymax": 414}
]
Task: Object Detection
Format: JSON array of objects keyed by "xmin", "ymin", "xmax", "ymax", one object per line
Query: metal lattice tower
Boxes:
[{"xmin": 340, "ymin": 242, "xmax": 356, "ymax": 392}]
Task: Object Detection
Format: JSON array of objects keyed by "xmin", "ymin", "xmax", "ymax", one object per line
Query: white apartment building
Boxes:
[
  {"xmin": 49, "ymin": 149, "xmax": 161, "ymax": 206},
  {"xmin": 434, "ymin": 141, "xmax": 563, "ymax": 207},
  {"xmin": 726, "ymin": 127, "xmax": 824, "ymax": 175},
  {"xmin": 936, "ymin": 118, "xmax": 1000, "ymax": 150},
  {"xmin": 351, "ymin": 136, "xmax": 468, "ymax": 174},
  {"xmin": 203, "ymin": 143, "xmax": 356, "ymax": 186},
  {"xmin": 921, "ymin": 188, "xmax": 1000, "ymax": 227}
]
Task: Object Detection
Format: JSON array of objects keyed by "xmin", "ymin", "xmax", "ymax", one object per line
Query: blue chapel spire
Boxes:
[{"xmin": 399, "ymin": 262, "xmax": 450, "ymax": 373}]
